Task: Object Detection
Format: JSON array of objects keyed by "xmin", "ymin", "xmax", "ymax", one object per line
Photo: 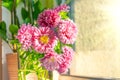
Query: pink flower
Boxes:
[
  {"xmin": 62, "ymin": 46, "xmax": 74, "ymax": 63},
  {"xmin": 57, "ymin": 62, "xmax": 69, "ymax": 73},
  {"xmin": 17, "ymin": 24, "xmax": 35, "ymax": 50},
  {"xmin": 57, "ymin": 46, "xmax": 74, "ymax": 73},
  {"xmin": 41, "ymin": 51, "xmax": 60, "ymax": 71},
  {"xmin": 33, "ymin": 27, "xmax": 58, "ymax": 53},
  {"xmin": 54, "ymin": 4, "xmax": 70, "ymax": 12},
  {"xmin": 37, "ymin": 9, "xmax": 60, "ymax": 28},
  {"xmin": 58, "ymin": 20, "xmax": 77, "ymax": 44}
]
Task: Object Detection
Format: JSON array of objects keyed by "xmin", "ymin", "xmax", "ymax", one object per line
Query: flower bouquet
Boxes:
[{"xmin": 16, "ymin": 4, "xmax": 77, "ymax": 80}]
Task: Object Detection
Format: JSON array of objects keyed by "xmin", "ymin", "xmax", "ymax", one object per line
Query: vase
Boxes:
[
  {"xmin": 18, "ymin": 50, "xmax": 53, "ymax": 80},
  {"xmin": 18, "ymin": 69, "xmax": 53, "ymax": 80},
  {"xmin": 6, "ymin": 53, "xmax": 18, "ymax": 80}
]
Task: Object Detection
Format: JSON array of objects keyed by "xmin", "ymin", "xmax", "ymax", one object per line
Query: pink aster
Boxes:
[
  {"xmin": 54, "ymin": 4, "xmax": 70, "ymax": 12},
  {"xmin": 37, "ymin": 9, "xmax": 60, "ymax": 28},
  {"xmin": 33, "ymin": 27, "xmax": 58, "ymax": 53},
  {"xmin": 57, "ymin": 62, "xmax": 69, "ymax": 73},
  {"xmin": 58, "ymin": 20, "xmax": 77, "ymax": 44},
  {"xmin": 16, "ymin": 24, "xmax": 35, "ymax": 50},
  {"xmin": 57, "ymin": 46, "xmax": 74, "ymax": 73},
  {"xmin": 40, "ymin": 51, "xmax": 60, "ymax": 71},
  {"xmin": 62, "ymin": 46, "xmax": 74, "ymax": 63}
]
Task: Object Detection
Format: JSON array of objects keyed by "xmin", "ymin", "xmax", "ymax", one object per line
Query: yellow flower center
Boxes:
[
  {"xmin": 39, "ymin": 35, "xmax": 49, "ymax": 44},
  {"xmin": 49, "ymin": 57, "xmax": 55, "ymax": 63}
]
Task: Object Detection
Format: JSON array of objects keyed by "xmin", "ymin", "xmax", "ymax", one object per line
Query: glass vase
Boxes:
[
  {"xmin": 18, "ymin": 69, "xmax": 53, "ymax": 80},
  {"xmin": 18, "ymin": 50, "xmax": 52, "ymax": 80}
]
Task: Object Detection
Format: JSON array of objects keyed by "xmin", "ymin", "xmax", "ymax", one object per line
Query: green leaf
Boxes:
[
  {"xmin": 0, "ymin": 21, "xmax": 6, "ymax": 32},
  {"xmin": 16, "ymin": 0, "xmax": 22, "ymax": 7},
  {"xmin": 38, "ymin": 53, "xmax": 44, "ymax": 58},
  {"xmin": 15, "ymin": 16, "xmax": 20, "ymax": 28},
  {"xmin": 54, "ymin": 41, "xmax": 62, "ymax": 54},
  {"xmin": 9, "ymin": 24, "xmax": 19, "ymax": 34},
  {"xmin": 33, "ymin": 51, "xmax": 44, "ymax": 59},
  {"xmin": 0, "ymin": 29, "xmax": 7, "ymax": 41},
  {"xmin": 33, "ymin": 0, "xmax": 45, "ymax": 20},
  {"xmin": 2, "ymin": 0, "xmax": 8, "ymax": 1},
  {"xmin": 0, "ymin": 21, "xmax": 7, "ymax": 41},
  {"xmin": 21, "ymin": 8, "xmax": 28, "ymax": 20},
  {"xmin": 45, "ymin": 0, "xmax": 54, "ymax": 8},
  {"xmin": 24, "ymin": 18, "xmax": 31, "ymax": 24},
  {"xmin": 65, "ymin": 0, "xmax": 71, "ymax": 4},
  {"xmin": 55, "ymin": 0, "xmax": 62, "ymax": 5},
  {"xmin": 59, "ymin": 11, "xmax": 69, "ymax": 20},
  {"xmin": 9, "ymin": 39, "xmax": 19, "ymax": 44},
  {"xmin": 65, "ymin": 44, "xmax": 73, "ymax": 47},
  {"xmin": 2, "ymin": 1, "xmax": 13, "ymax": 11}
]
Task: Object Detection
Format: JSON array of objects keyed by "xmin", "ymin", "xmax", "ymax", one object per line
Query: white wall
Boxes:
[{"xmin": 71, "ymin": 0, "xmax": 120, "ymax": 78}]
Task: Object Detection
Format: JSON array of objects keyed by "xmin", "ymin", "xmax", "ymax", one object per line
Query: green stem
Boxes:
[
  {"xmin": 11, "ymin": 11, "xmax": 13, "ymax": 24},
  {"xmin": 44, "ymin": 70, "xmax": 47, "ymax": 80},
  {"xmin": 28, "ymin": 0, "xmax": 33, "ymax": 24},
  {"xmin": 19, "ymin": 69, "xmax": 35, "ymax": 72},
  {"xmin": 23, "ymin": 0, "xmax": 27, "ymax": 9},
  {"xmin": 48, "ymin": 71, "xmax": 53, "ymax": 80},
  {"xmin": 13, "ymin": 0, "xmax": 17, "ymax": 24},
  {"xmin": 20, "ymin": 71, "xmax": 24, "ymax": 80}
]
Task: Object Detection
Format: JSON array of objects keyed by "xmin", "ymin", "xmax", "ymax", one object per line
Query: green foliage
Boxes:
[
  {"xmin": 2, "ymin": 0, "xmax": 22, "ymax": 11},
  {"xmin": 9, "ymin": 39, "xmax": 19, "ymax": 44},
  {"xmin": 18, "ymin": 49, "xmax": 48, "ymax": 80},
  {"xmin": 54, "ymin": 41, "xmax": 63, "ymax": 54},
  {"xmin": 65, "ymin": 0, "xmax": 71, "ymax": 4},
  {"xmin": 45, "ymin": 0, "xmax": 54, "ymax": 8},
  {"xmin": 0, "ymin": 21, "xmax": 6, "ymax": 32},
  {"xmin": 0, "ymin": 21, "xmax": 7, "ymax": 41},
  {"xmin": 0, "ymin": 29, "xmax": 7, "ymax": 41},
  {"xmin": 56, "ymin": 0, "xmax": 62, "ymax": 5},
  {"xmin": 16, "ymin": 0, "xmax": 22, "ymax": 7},
  {"xmin": 2, "ymin": 1, "xmax": 13, "ymax": 11},
  {"xmin": 9, "ymin": 24, "xmax": 19, "ymax": 34},
  {"xmin": 21, "ymin": 8, "xmax": 28, "ymax": 20},
  {"xmin": 33, "ymin": 0, "xmax": 45, "ymax": 20},
  {"xmin": 21, "ymin": 7, "xmax": 31, "ymax": 24},
  {"xmin": 59, "ymin": 11, "xmax": 69, "ymax": 20},
  {"xmin": 55, "ymin": 0, "xmax": 71, "ymax": 5},
  {"xmin": 24, "ymin": 18, "xmax": 31, "ymax": 24}
]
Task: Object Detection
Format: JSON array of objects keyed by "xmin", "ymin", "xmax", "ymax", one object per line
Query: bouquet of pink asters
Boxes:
[{"xmin": 17, "ymin": 4, "xmax": 77, "ymax": 74}]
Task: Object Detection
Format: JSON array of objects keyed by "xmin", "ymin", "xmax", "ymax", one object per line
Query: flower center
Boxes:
[
  {"xmin": 49, "ymin": 57, "xmax": 55, "ymax": 63},
  {"xmin": 39, "ymin": 35, "xmax": 49, "ymax": 44}
]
